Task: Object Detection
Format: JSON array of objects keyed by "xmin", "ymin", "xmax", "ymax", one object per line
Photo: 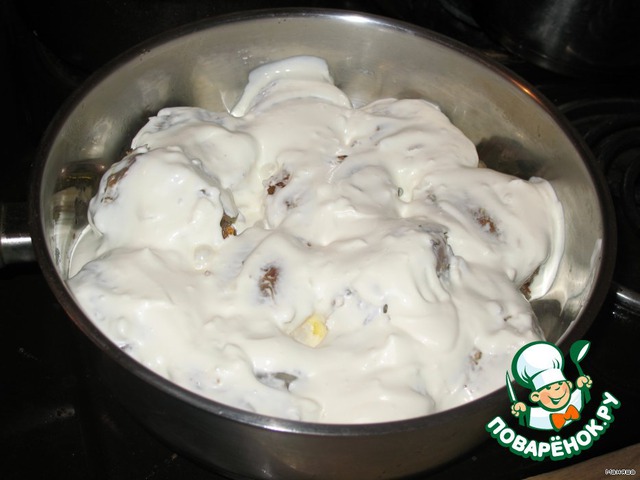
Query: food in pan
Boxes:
[{"xmin": 68, "ymin": 56, "xmax": 564, "ymax": 423}]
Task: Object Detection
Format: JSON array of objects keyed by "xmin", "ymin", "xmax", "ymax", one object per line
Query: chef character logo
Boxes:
[
  {"xmin": 508, "ymin": 340, "xmax": 592, "ymax": 432},
  {"xmin": 487, "ymin": 339, "xmax": 621, "ymax": 461}
]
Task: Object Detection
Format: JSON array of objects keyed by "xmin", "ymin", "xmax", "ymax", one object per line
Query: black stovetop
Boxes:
[{"xmin": 2, "ymin": 1, "xmax": 639, "ymax": 479}]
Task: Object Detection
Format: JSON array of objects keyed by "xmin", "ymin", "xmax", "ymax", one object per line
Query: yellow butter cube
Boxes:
[{"xmin": 291, "ymin": 313, "xmax": 327, "ymax": 348}]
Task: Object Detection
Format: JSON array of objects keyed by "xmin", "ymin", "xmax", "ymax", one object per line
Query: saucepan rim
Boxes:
[{"xmin": 28, "ymin": 7, "xmax": 617, "ymax": 437}]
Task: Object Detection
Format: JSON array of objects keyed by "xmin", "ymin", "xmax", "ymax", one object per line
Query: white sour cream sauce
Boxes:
[{"xmin": 68, "ymin": 56, "xmax": 564, "ymax": 424}]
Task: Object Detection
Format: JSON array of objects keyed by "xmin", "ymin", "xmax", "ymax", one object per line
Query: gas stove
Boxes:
[{"xmin": 1, "ymin": 1, "xmax": 638, "ymax": 479}]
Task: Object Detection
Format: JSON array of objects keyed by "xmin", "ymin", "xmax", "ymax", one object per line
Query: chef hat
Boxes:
[{"xmin": 512, "ymin": 341, "xmax": 567, "ymax": 391}]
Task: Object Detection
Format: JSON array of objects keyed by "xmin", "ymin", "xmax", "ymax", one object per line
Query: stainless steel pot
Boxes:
[
  {"xmin": 3, "ymin": 9, "xmax": 616, "ymax": 479},
  {"xmin": 471, "ymin": 0, "xmax": 640, "ymax": 78}
]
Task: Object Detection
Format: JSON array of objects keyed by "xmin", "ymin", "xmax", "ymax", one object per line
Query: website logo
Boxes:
[{"xmin": 486, "ymin": 340, "xmax": 621, "ymax": 461}]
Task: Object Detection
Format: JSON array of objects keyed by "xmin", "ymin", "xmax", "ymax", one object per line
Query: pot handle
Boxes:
[
  {"xmin": 613, "ymin": 282, "xmax": 640, "ymax": 313},
  {"xmin": 0, "ymin": 202, "xmax": 35, "ymax": 267}
]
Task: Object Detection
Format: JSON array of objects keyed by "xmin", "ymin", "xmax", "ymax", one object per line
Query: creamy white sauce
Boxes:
[{"xmin": 67, "ymin": 56, "xmax": 564, "ymax": 424}]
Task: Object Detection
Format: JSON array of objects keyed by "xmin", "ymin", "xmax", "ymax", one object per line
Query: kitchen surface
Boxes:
[{"xmin": 1, "ymin": 1, "xmax": 639, "ymax": 479}]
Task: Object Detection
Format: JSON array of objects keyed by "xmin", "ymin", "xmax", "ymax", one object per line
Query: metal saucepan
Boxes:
[
  {"xmin": 471, "ymin": 0, "xmax": 640, "ymax": 78},
  {"xmin": 1, "ymin": 9, "xmax": 616, "ymax": 479}
]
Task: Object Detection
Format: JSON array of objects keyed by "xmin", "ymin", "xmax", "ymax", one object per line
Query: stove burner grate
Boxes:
[{"xmin": 557, "ymin": 97, "xmax": 640, "ymax": 309}]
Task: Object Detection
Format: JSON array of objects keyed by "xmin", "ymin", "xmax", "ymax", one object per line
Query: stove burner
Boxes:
[{"xmin": 552, "ymin": 97, "xmax": 640, "ymax": 308}]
